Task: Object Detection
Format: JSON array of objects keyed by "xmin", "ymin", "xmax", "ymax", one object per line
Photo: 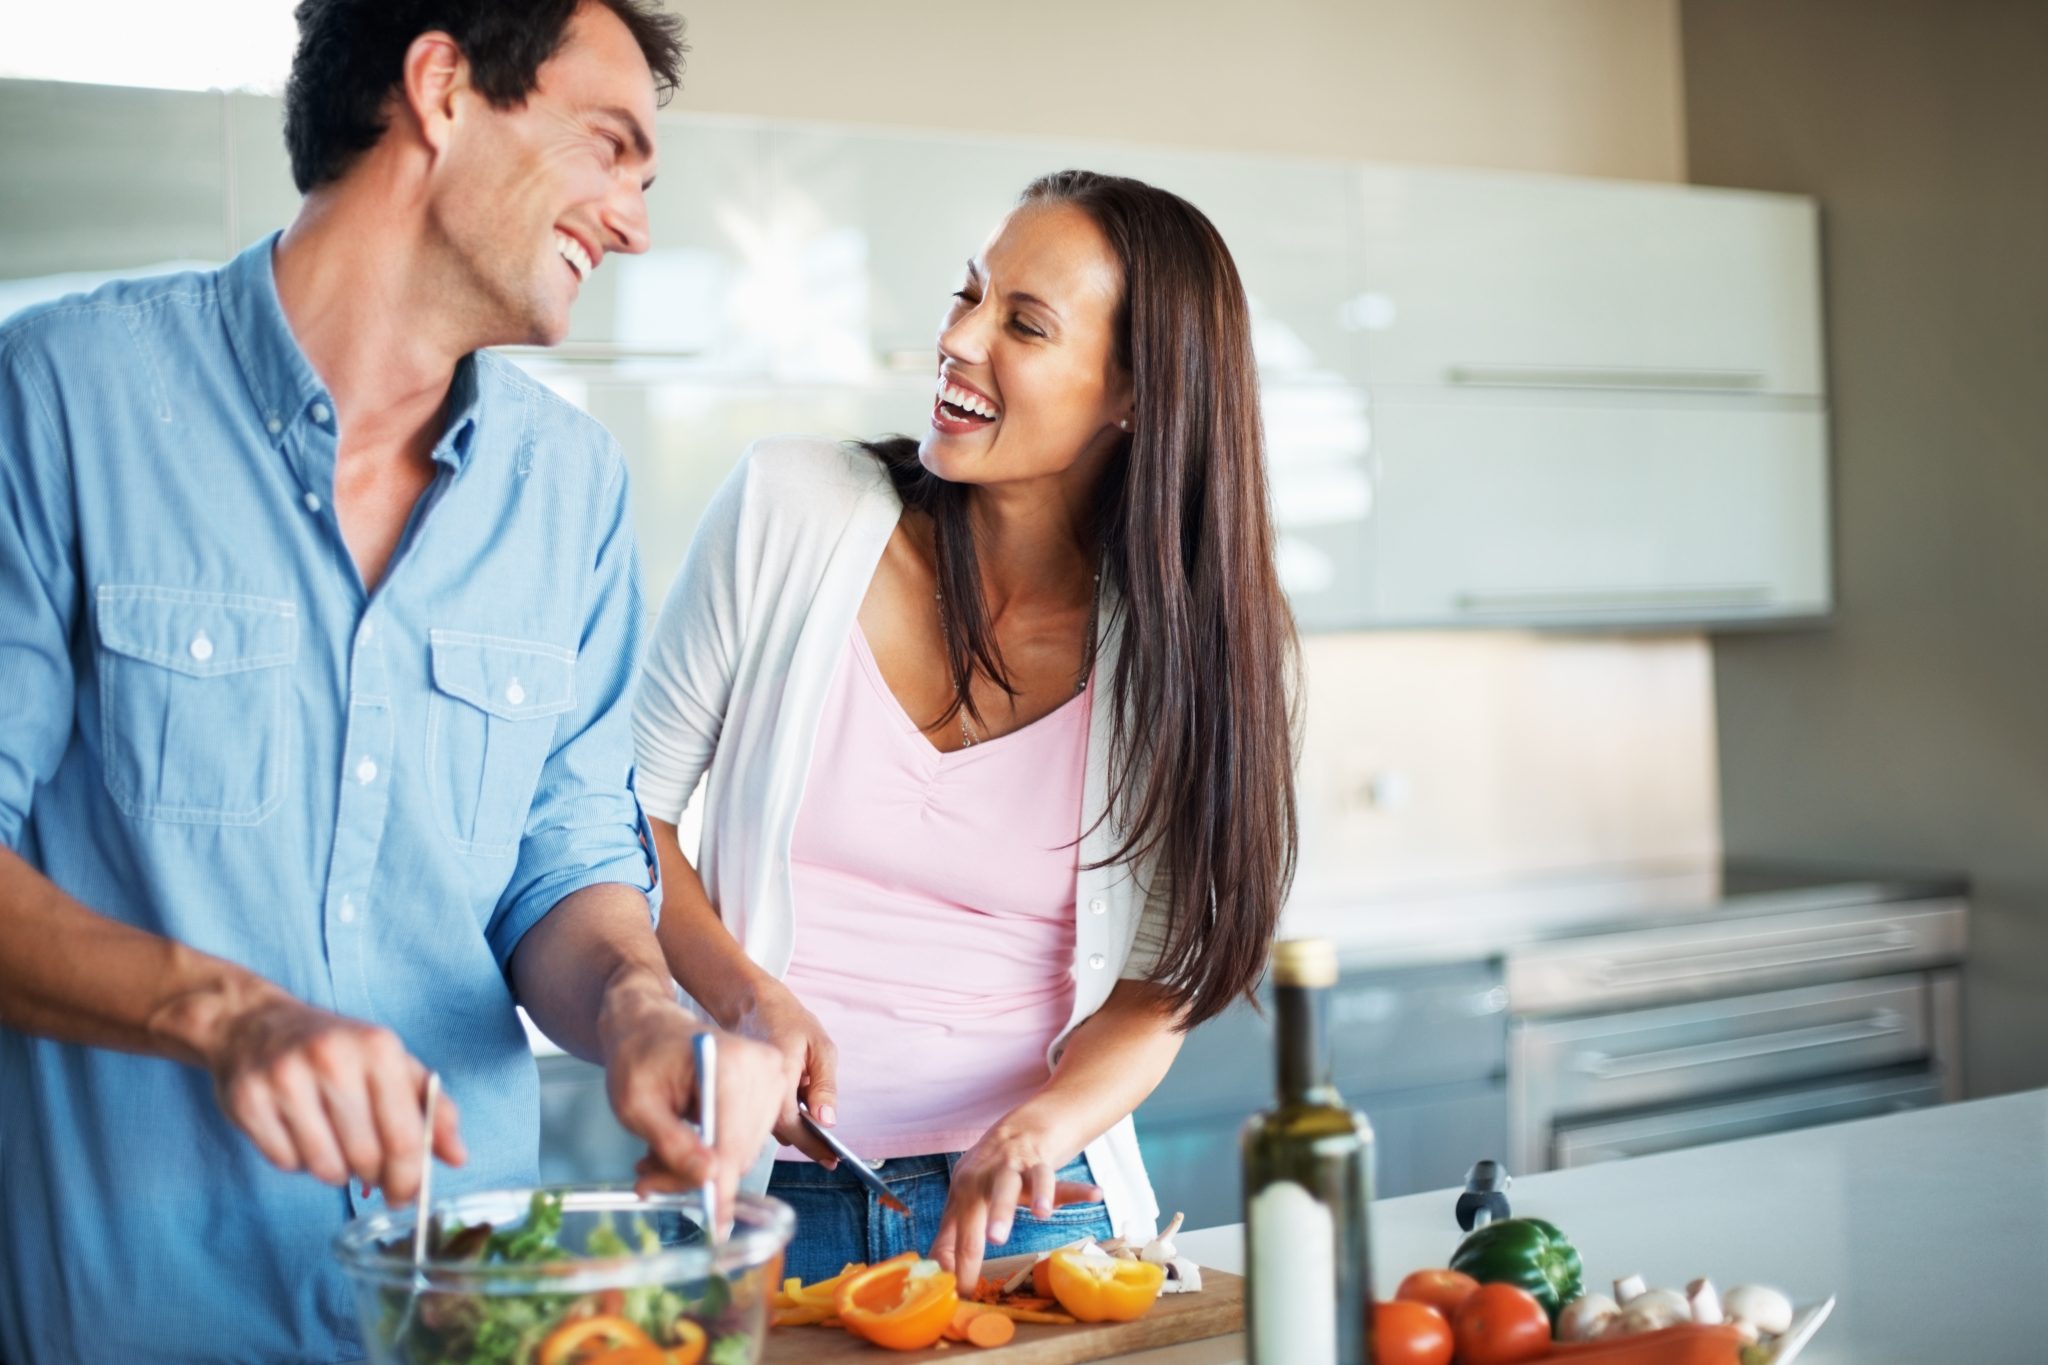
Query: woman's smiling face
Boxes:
[{"xmin": 919, "ymin": 201, "xmax": 1134, "ymax": 491}]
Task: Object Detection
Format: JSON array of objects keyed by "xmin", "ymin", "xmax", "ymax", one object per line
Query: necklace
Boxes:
[{"xmin": 937, "ymin": 567, "xmax": 1101, "ymax": 748}]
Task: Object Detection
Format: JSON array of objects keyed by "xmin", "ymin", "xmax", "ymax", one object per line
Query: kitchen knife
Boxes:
[{"xmin": 797, "ymin": 1103, "xmax": 909, "ymax": 1216}]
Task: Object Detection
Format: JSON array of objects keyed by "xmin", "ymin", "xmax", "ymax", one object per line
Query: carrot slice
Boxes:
[
  {"xmin": 973, "ymin": 1302, "xmax": 1077, "ymax": 1325},
  {"xmin": 943, "ymin": 1303, "xmax": 986, "ymax": 1342},
  {"xmin": 965, "ymin": 1313, "xmax": 1016, "ymax": 1348}
]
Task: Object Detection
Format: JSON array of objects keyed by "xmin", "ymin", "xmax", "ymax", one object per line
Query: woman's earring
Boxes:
[{"xmin": 1118, "ymin": 418, "xmax": 1132, "ymax": 432}]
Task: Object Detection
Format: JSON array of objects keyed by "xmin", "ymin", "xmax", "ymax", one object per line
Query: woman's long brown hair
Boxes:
[{"xmin": 861, "ymin": 169, "xmax": 1300, "ymax": 1029}]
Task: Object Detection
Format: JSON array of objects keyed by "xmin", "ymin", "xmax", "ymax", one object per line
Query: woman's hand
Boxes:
[
  {"xmin": 729, "ymin": 976, "xmax": 843, "ymax": 1164},
  {"xmin": 930, "ymin": 1117, "xmax": 1102, "ymax": 1293}
]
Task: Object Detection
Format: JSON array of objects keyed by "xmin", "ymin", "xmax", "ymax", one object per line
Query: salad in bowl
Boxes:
[{"xmin": 332, "ymin": 1186, "xmax": 793, "ymax": 1364}]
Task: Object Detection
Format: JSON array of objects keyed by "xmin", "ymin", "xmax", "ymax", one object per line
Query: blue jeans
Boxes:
[{"xmin": 768, "ymin": 1152, "xmax": 1114, "ymax": 1286}]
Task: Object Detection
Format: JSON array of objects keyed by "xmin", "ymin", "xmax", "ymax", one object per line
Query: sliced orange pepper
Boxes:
[
  {"xmin": 537, "ymin": 1313, "xmax": 655, "ymax": 1365},
  {"xmin": 788, "ymin": 1259, "xmax": 873, "ymax": 1307},
  {"xmin": 581, "ymin": 1317, "xmax": 705, "ymax": 1365},
  {"xmin": 665, "ymin": 1318, "xmax": 708, "ymax": 1365},
  {"xmin": 1045, "ymin": 1250, "xmax": 1167, "ymax": 1323},
  {"xmin": 834, "ymin": 1254, "xmax": 959, "ymax": 1350}
]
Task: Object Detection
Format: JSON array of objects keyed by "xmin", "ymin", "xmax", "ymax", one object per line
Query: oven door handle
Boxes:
[
  {"xmin": 1574, "ymin": 1010, "xmax": 1907, "ymax": 1080},
  {"xmin": 1587, "ymin": 930, "xmax": 1921, "ymax": 990}
]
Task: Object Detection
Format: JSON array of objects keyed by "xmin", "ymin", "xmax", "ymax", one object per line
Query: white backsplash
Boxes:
[{"xmin": 1292, "ymin": 630, "xmax": 1721, "ymax": 904}]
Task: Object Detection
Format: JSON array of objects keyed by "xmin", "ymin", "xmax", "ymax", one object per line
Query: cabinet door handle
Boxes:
[
  {"xmin": 1446, "ymin": 364, "xmax": 1767, "ymax": 393},
  {"xmin": 1574, "ymin": 1010, "xmax": 1907, "ymax": 1081},
  {"xmin": 1587, "ymin": 930, "xmax": 1921, "ymax": 990}
]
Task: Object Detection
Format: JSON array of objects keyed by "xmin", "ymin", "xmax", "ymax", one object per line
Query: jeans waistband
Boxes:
[{"xmin": 769, "ymin": 1152, "xmax": 953, "ymax": 1189}]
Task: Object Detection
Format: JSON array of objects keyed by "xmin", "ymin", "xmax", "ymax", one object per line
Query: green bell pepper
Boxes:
[{"xmin": 1448, "ymin": 1217, "xmax": 1584, "ymax": 1323}]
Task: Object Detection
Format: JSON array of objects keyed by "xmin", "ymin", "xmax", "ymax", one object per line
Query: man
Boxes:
[{"xmin": 0, "ymin": 3, "xmax": 781, "ymax": 1360}]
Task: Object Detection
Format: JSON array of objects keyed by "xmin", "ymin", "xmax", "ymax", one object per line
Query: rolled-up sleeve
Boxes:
[
  {"xmin": 488, "ymin": 451, "xmax": 657, "ymax": 969},
  {"xmin": 0, "ymin": 336, "xmax": 79, "ymax": 852}
]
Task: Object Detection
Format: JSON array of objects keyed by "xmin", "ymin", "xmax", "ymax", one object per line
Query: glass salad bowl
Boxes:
[{"xmin": 333, "ymin": 1185, "xmax": 794, "ymax": 1365}]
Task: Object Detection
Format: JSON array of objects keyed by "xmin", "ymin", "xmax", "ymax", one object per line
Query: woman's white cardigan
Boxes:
[{"xmin": 632, "ymin": 435, "xmax": 1165, "ymax": 1238}]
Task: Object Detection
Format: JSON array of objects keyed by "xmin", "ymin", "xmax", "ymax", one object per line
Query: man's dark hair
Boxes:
[{"xmin": 284, "ymin": 0, "xmax": 686, "ymax": 193}]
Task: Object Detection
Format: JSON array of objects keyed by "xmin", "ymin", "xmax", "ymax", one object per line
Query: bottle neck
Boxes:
[{"xmin": 1274, "ymin": 981, "xmax": 1332, "ymax": 1101}]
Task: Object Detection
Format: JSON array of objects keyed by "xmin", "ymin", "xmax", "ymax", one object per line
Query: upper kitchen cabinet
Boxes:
[
  {"xmin": 557, "ymin": 116, "xmax": 769, "ymax": 370},
  {"xmin": 1369, "ymin": 397, "xmax": 1830, "ymax": 626},
  {"xmin": 0, "ymin": 81, "xmax": 229, "ymax": 281},
  {"xmin": 1352, "ymin": 167, "xmax": 1824, "ymax": 397},
  {"xmin": 1323, "ymin": 165, "xmax": 1833, "ymax": 630},
  {"xmin": 1081, "ymin": 146, "xmax": 1375, "ymax": 627},
  {"xmin": 225, "ymin": 93, "xmax": 302, "ymax": 253},
  {"xmin": 755, "ymin": 124, "xmax": 1062, "ymax": 378},
  {"xmin": 1082, "ymin": 145, "xmax": 1361, "ymax": 383}
]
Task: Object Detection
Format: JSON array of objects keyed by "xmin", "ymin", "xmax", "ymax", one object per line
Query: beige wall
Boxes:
[
  {"xmin": 667, "ymin": 0, "xmax": 1688, "ymax": 182},
  {"xmin": 1684, "ymin": 0, "xmax": 2048, "ymax": 1096}
]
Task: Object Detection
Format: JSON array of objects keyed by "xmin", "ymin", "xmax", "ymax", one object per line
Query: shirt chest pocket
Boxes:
[
  {"xmin": 426, "ymin": 630, "xmax": 577, "ymax": 856},
  {"xmin": 94, "ymin": 586, "xmax": 298, "ymax": 825}
]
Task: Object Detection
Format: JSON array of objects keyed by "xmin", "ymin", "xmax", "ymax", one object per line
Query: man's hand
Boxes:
[
  {"xmin": 598, "ymin": 984, "xmax": 783, "ymax": 1211},
  {"xmin": 196, "ymin": 986, "xmax": 466, "ymax": 1204},
  {"xmin": 729, "ymin": 976, "xmax": 842, "ymax": 1164}
]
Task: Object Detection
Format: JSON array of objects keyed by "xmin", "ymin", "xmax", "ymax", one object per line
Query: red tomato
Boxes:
[
  {"xmin": 1372, "ymin": 1299, "xmax": 1455, "ymax": 1365},
  {"xmin": 1452, "ymin": 1282, "xmax": 1552, "ymax": 1365},
  {"xmin": 1395, "ymin": 1268, "xmax": 1482, "ymax": 1319}
]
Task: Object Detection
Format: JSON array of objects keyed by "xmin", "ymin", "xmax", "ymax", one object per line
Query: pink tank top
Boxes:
[{"xmin": 779, "ymin": 623, "xmax": 1091, "ymax": 1159}]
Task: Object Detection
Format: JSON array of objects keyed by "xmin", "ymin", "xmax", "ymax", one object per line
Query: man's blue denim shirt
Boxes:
[{"xmin": 0, "ymin": 234, "xmax": 658, "ymax": 1364}]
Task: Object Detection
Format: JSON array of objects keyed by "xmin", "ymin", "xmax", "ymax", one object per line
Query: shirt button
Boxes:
[
  {"xmin": 1088, "ymin": 898, "xmax": 1107, "ymax": 915},
  {"xmin": 188, "ymin": 632, "xmax": 214, "ymax": 662},
  {"xmin": 303, "ymin": 491, "xmax": 323, "ymax": 514},
  {"xmin": 338, "ymin": 896, "xmax": 357, "ymax": 925},
  {"xmin": 1089, "ymin": 954, "xmax": 1106, "ymax": 970},
  {"xmin": 265, "ymin": 416, "xmax": 282, "ymax": 435},
  {"xmin": 355, "ymin": 758, "xmax": 379, "ymax": 785},
  {"xmin": 505, "ymin": 679, "xmax": 526, "ymax": 706},
  {"xmin": 310, "ymin": 402, "xmax": 332, "ymax": 424}
]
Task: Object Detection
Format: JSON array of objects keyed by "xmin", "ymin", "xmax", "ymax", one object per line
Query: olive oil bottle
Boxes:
[{"xmin": 1241, "ymin": 938, "xmax": 1374, "ymax": 1364}]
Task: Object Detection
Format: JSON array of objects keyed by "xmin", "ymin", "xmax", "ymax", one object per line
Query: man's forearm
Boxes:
[
  {"xmin": 508, "ymin": 880, "xmax": 680, "ymax": 1064},
  {"xmin": 0, "ymin": 845, "xmax": 283, "ymax": 1065}
]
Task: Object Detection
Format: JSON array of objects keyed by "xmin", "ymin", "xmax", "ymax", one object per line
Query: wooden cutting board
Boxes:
[{"xmin": 760, "ymin": 1255, "xmax": 1244, "ymax": 1364}]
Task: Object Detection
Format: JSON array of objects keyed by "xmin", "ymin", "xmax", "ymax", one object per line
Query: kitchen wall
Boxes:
[
  {"xmin": 0, "ymin": 0, "xmax": 1721, "ymax": 898},
  {"xmin": 666, "ymin": 0, "xmax": 1687, "ymax": 181},
  {"xmin": 662, "ymin": 0, "xmax": 1720, "ymax": 895},
  {"xmin": 1682, "ymin": 0, "xmax": 2048, "ymax": 1096}
]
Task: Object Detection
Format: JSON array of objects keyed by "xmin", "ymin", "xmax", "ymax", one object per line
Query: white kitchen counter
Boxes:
[{"xmin": 1109, "ymin": 1088, "xmax": 2047, "ymax": 1362}]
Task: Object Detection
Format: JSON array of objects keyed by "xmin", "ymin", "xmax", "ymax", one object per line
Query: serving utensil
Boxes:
[
  {"xmin": 393, "ymin": 1070, "xmax": 441, "ymax": 1337},
  {"xmin": 693, "ymin": 1032, "xmax": 719, "ymax": 1242}
]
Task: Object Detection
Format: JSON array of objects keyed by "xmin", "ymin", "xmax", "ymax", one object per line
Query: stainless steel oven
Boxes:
[{"xmin": 1505, "ymin": 897, "xmax": 1965, "ymax": 1173}]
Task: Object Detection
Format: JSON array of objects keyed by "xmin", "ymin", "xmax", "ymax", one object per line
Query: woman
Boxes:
[{"xmin": 631, "ymin": 170, "xmax": 1298, "ymax": 1289}]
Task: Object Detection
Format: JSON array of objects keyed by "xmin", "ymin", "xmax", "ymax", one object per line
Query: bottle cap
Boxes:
[{"xmin": 1270, "ymin": 937, "xmax": 1338, "ymax": 988}]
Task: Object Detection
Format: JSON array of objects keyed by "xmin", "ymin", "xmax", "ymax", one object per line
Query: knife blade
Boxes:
[{"xmin": 797, "ymin": 1102, "xmax": 909, "ymax": 1216}]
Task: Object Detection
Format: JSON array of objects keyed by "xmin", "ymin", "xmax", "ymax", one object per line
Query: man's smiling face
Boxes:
[{"xmin": 428, "ymin": 0, "xmax": 660, "ymax": 347}]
